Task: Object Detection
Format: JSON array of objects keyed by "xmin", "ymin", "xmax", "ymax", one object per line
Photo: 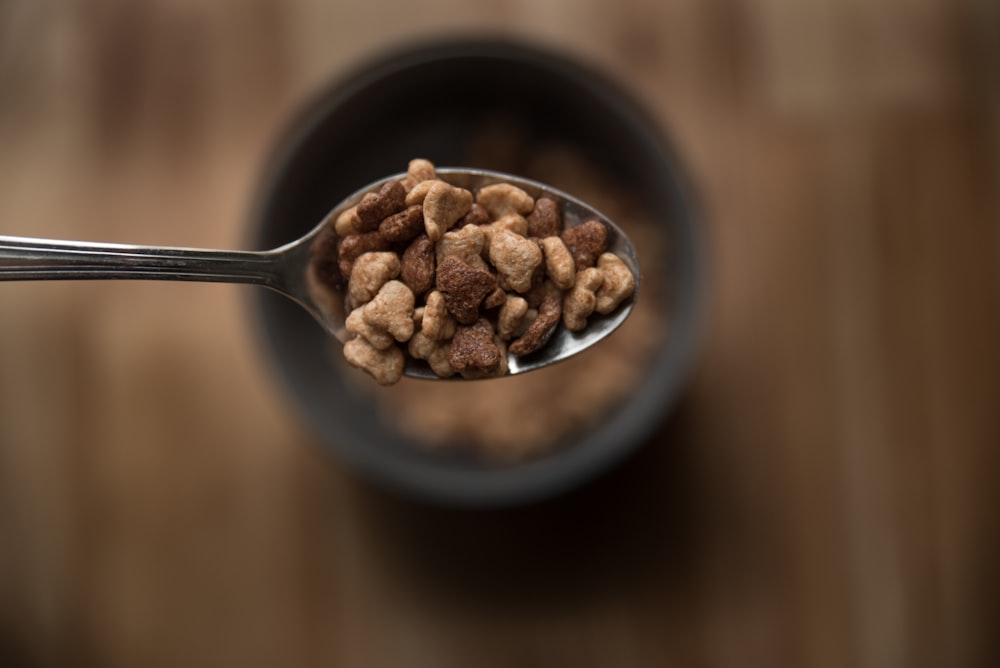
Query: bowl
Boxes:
[{"xmin": 249, "ymin": 40, "xmax": 704, "ymax": 508}]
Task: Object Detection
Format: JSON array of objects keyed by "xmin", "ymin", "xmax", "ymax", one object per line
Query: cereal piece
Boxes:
[
  {"xmin": 334, "ymin": 205, "xmax": 361, "ymax": 236},
  {"xmin": 563, "ymin": 267, "xmax": 604, "ymax": 331},
  {"xmin": 345, "ymin": 307, "xmax": 394, "ymax": 350},
  {"xmin": 561, "ymin": 220, "xmax": 609, "ymax": 270},
  {"xmin": 348, "ymin": 251, "xmax": 400, "ymax": 308},
  {"xmin": 459, "ymin": 203, "xmax": 490, "ymax": 227},
  {"xmin": 595, "ymin": 252, "xmax": 635, "ymax": 314},
  {"xmin": 449, "ymin": 318, "xmax": 503, "ymax": 378},
  {"xmin": 421, "ymin": 290, "xmax": 457, "ymax": 341},
  {"xmin": 309, "ymin": 223, "xmax": 343, "ymax": 288},
  {"xmin": 488, "ymin": 229, "xmax": 543, "ymax": 294},
  {"xmin": 362, "ymin": 280, "xmax": 415, "ymax": 343},
  {"xmin": 402, "ymin": 158, "xmax": 437, "ymax": 191},
  {"xmin": 525, "ymin": 196, "xmax": 561, "ymax": 238},
  {"xmin": 344, "ymin": 337, "xmax": 405, "ymax": 385},
  {"xmin": 423, "ymin": 181, "xmax": 474, "ymax": 241},
  {"xmin": 356, "ymin": 180, "xmax": 406, "ymax": 232},
  {"xmin": 476, "ymin": 183, "xmax": 535, "ymax": 218},
  {"xmin": 337, "ymin": 231, "xmax": 390, "ymax": 281},
  {"xmin": 379, "ymin": 204, "xmax": 424, "ymax": 243},
  {"xmin": 509, "ymin": 290, "xmax": 561, "ymax": 355},
  {"xmin": 540, "ymin": 235, "xmax": 576, "ymax": 290},
  {"xmin": 400, "ymin": 235, "xmax": 435, "ymax": 296},
  {"xmin": 405, "ymin": 179, "xmax": 436, "ymax": 206},
  {"xmin": 497, "ymin": 294, "xmax": 529, "ymax": 340},
  {"xmin": 483, "ymin": 286, "xmax": 507, "ymax": 310},
  {"xmin": 435, "ymin": 256, "xmax": 497, "ymax": 325},
  {"xmin": 408, "ymin": 331, "xmax": 455, "ymax": 378},
  {"xmin": 437, "ymin": 224, "xmax": 488, "ymax": 272}
]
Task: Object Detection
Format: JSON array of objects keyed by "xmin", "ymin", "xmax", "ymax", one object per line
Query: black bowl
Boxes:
[{"xmin": 249, "ymin": 40, "xmax": 704, "ymax": 508}]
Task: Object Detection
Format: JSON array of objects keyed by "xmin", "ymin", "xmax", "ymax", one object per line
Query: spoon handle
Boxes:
[{"xmin": 0, "ymin": 235, "xmax": 280, "ymax": 286}]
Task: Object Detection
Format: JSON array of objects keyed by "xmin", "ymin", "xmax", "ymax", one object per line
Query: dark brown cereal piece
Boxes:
[
  {"xmin": 338, "ymin": 231, "xmax": 390, "ymax": 281},
  {"xmin": 309, "ymin": 223, "xmax": 343, "ymax": 288},
  {"xmin": 561, "ymin": 220, "xmax": 608, "ymax": 270},
  {"xmin": 356, "ymin": 180, "xmax": 406, "ymax": 231},
  {"xmin": 400, "ymin": 235, "xmax": 435, "ymax": 296},
  {"xmin": 448, "ymin": 318, "xmax": 502, "ymax": 377},
  {"xmin": 379, "ymin": 204, "xmax": 425, "ymax": 243},
  {"xmin": 520, "ymin": 264, "xmax": 549, "ymax": 308},
  {"xmin": 509, "ymin": 291, "xmax": 562, "ymax": 356},
  {"xmin": 436, "ymin": 256, "xmax": 497, "ymax": 325},
  {"xmin": 459, "ymin": 203, "xmax": 491, "ymax": 227},
  {"xmin": 526, "ymin": 196, "xmax": 562, "ymax": 238}
]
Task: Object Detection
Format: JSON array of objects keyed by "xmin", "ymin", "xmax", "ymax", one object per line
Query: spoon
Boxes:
[{"xmin": 0, "ymin": 168, "xmax": 639, "ymax": 379}]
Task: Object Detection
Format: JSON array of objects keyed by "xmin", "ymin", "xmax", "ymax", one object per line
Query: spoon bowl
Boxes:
[{"xmin": 0, "ymin": 167, "xmax": 639, "ymax": 379}]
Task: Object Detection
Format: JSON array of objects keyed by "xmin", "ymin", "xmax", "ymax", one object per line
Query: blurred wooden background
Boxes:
[{"xmin": 1, "ymin": 1, "xmax": 998, "ymax": 666}]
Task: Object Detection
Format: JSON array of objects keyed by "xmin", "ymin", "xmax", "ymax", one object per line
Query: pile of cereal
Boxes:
[{"xmin": 309, "ymin": 159, "xmax": 635, "ymax": 385}]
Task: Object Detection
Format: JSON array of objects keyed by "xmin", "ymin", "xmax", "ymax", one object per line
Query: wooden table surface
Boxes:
[{"xmin": 1, "ymin": 1, "xmax": 998, "ymax": 667}]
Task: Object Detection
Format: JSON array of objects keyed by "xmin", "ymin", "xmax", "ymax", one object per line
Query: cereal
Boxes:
[
  {"xmin": 399, "ymin": 235, "xmax": 435, "ymax": 296},
  {"xmin": 344, "ymin": 337, "xmax": 406, "ymax": 386},
  {"xmin": 449, "ymin": 318, "xmax": 503, "ymax": 378},
  {"xmin": 379, "ymin": 204, "xmax": 424, "ymax": 243},
  {"xmin": 488, "ymin": 229, "xmax": 543, "ymax": 294},
  {"xmin": 348, "ymin": 251, "xmax": 401, "ymax": 308},
  {"xmin": 561, "ymin": 219, "xmax": 609, "ymax": 270},
  {"xmin": 422, "ymin": 181, "xmax": 474, "ymax": 241},
  {"xmin": 595, "ymin": 252, "xmax": 636, "ymax": 314},
  {"xmin": 540, "ymin": 235, "xmax": 576, "ymax": 290},
  {"xmin": 525, "ymin": 196, "xmax": 561, "ymax": 238},
  {"xmin": 435, "ymin": 256, "xmax": 497, "ymax": 325},
  {"xmin": 563, "ymin": 267, "xmax": 604, "ymax": 331},
  {"xmin": 356, "ymin": 180, "xmax": 406, "ymax": 232},
  {"xmin": 508, "ymin": 289, "xmax": 562, "ymax": 355},
  {"xmin": 308, "ymin": 159, "xmax": 637, "ymax": 385},
  {"xmin": 475, "ymin": 183, "xmax": 535, "ymax": 218}
]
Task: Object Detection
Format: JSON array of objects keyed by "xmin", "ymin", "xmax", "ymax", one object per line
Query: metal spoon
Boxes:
[{"xmin": 0, "ymin": 168, "xmax": 639, "ymax": 379}]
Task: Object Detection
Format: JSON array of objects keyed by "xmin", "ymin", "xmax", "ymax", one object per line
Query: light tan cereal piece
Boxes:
[
  {"xmin": 488, "ymin": 228, "xmax": 543, "ymax": 294},
  {"xmin": 595, "ymin": 252, "xmax": 635, "ymax": 314},
  {"xmin": 334, "ymin": 205, "xmax": 361, "ymax": 236},
  {"xmin": 437, "ymin": 224, "xmax": 488, "ymax": 272},
  {"xmin": 481, "ymin": 213, "xmax": 528, "ymax": 251},
  {"xmin": 402, "ymin": 158, "xmax": 437, "ymax": 191},
  {"xmin": 408, "ymin": 331, "xmax": 455, "ymax": 378},
  {"xmin": 348, "ymin": 251, "xmax": 400, "ymax": 308},
  {"xmin": 405, "ymin": 179, "xmax": 437, "ymax": 206},
  {"xmin": 423, "ymin": 181, "xmax": 474, "ymax": 241},
  {"xmin": 476, "ymin": 183, "xmax": 535, "ymax": 218},
  {"xmin": 356, "ymin": 180, "xmax": 406, "ymax": 232},
  {"xmin": 525, "ymin": 196, "xmax": 561, "ymax": 238},
  {"xmin": 400, "ymin": 235, "xmax": 435, "ymax": 296},
  {"xmin": 421, "ymin": 290, "xmax": 457, "ymax": 341},
  {"xmin": 344, "ymin": 337, "xmax": 405, "ymax": 385},
  {"xmin": 435, "ymin": 256, "xmax": 497, "ymax": 324},
  {"xmin": 362, "ymin": 280, "xmax": 415, "ymax": 343},
  {"xmin": 540, "ymin": 235, "xmax": 576, "ymax": 290},
  {"xmin": 345, "ymin": 307, "xmax": 394, "ymax": 350},
  {"xmin": 497, "ymin": 294, "xmax": 529, "ymax": 340},
  {"xmin": 449, "ymin": 318, "xmax": 503, "ymax": 379},
  {"xmin": 563, "ymin": 267, "xmax": 604, "ymax": 331},
  {"xmin": 509, "ymin": 290, "xmax": 561, "ymax": 355}
]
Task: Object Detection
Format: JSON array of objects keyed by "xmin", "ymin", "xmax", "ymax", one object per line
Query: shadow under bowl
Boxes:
[{"xmin": 249, "ymin": 40, "xmax": 705, "ymax": 508}]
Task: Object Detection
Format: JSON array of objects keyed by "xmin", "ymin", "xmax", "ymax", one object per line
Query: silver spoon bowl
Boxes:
[{"xmin": 0, "ymin": 168, "xmax": 639, "ymax": 379}]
